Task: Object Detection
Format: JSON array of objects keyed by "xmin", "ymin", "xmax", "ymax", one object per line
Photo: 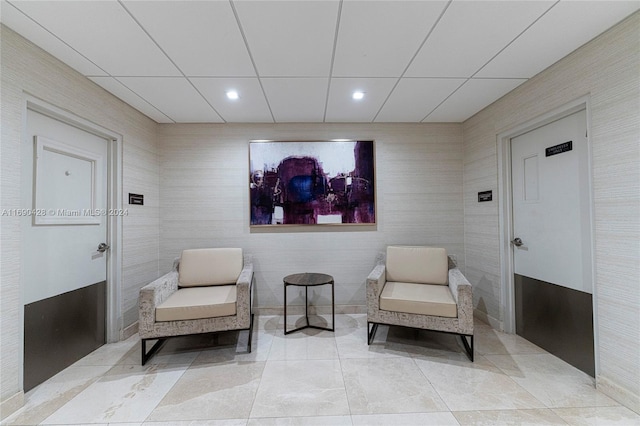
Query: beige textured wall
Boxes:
[
  {"xmin": 0, "ymin": 25, "xmax": 160, "ymax": 409},
  {"xmin": 462, "ymin": 12, "xmax": 639, "ymax": 409},
  {"xmin": 158, "ymin": 123, "xmax": 464, "ymax": 310}
]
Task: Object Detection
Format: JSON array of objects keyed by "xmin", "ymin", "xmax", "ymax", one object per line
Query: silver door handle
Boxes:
[
  {"xmin": 511, "ymin": 237, "xmax": 523, "ymax": 247},
  {"xmin": 97, "ymin": 242, "xmax": 110, "ymax": 253}
]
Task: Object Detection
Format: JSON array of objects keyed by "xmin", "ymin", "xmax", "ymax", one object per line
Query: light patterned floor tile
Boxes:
[
  {"xmin": 485, "ymin": 354, "xmax": 618, "ymax": 408},
  {"xmin": 250, "ymin": 359, "xmax": 350, "ymax": 418},
  {"xmin": 553, "ymin": 406, "xmax": 640, "ymax": 425},
  {"xmin": 453, "ymin": 408, "xmax": 568, "ymax": 425},
  {"xmin": 414, "ymin": 355, "xmax": 546, "ymax": 411},
  {"xmin": 335, "ymin": 325, "xmax": 412, "ymax": 359},
  {"xmin": 7, "ymin": 315, "xmax": 637, "ymax": 426},
  {"xmin": 40, "ymin": 363, "xmax": 189, "ymax": 424},
  {"xmin": 1, "ymin": 365, "xmax": 112, "ymax": 426},
  {"xmin": 143, "ymin": 421, "xmax": 245, "ymax": 426},
  {"xmin": 247, "ymin": 416, "xmax": 352, "ymax": 425},
  {"xmin": 73, "ymin": 335, "xmax": 140, "ymax": 366},
  {"xmin": 351, "ymin": 412, "xmax": 460, "ymax": 425},
  {"xmin": 268, "ymin": 329, "xmax": 339, "ymax": 361},
  {"xmin": 474, "ymin": 322, "xmax": 546, "ymax": 356},
  {"xmin": 192, "ymin": 329, "xmax": 274, "ymax": 363},
  {"xmin": 146, "ymin": 362, "xmax": 265, "ymax": 421},
  {"xmin": 341, "ymin": 357, "xmax": 448, "ymax": 414}
]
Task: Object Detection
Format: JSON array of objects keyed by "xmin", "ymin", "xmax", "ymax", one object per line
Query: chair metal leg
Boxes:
[
  {"xmin": 246, "ymin": 313, "xmax": 255, "ymax": 353},
  {"xmin": 367, "ymin": 322, "xmax": 379, "ymax": 345},
  {"xmin": 460, "ymin": 334, "xmax": 474, "ymax": 362},
  {"xmin": 141, "ymin": 338, "xmax": 165, "ymax": 365}
]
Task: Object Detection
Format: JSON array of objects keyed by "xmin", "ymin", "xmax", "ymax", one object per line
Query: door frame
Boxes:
[
  {"xmin": 497, "ymin": 95, "xmax": 598, "ymax": 371},
  {"xmin": 23, "ymin": 95, "xmax": 123, "ymax": 343}
]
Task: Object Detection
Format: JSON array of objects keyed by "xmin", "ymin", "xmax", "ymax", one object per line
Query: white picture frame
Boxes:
[{"xmin": 33, "ymin": 135, "xmax": 102, "ymax": 225}]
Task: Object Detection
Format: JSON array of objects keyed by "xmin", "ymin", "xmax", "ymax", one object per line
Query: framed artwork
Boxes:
[{"xmin": 249, "ymin": 140, "xmax": 375, "ymax": 226}]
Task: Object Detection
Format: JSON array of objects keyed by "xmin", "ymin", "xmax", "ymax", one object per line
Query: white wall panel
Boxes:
[
  {"xmin": 159, "ymin": 123, "xmax": 464, "ymax": 311},
  {"xmin": 462, "ymin": 12, "xmax": 640, "ymax": 411}
]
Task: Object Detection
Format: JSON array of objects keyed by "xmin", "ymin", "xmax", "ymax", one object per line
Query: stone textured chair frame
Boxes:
[
  {"xmin": 366, "ymin": 251, "xmax": 474, "ymax": 361},
  {"xmin": 138, "ymin": 254, "xmax": 254, "ymax": 364}
]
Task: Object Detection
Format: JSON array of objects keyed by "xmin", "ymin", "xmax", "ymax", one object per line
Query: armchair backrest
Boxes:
[
  {"xmin": 178, "ymin": 248, "xmax": 243, "ymax": 287},
  {"xmin": 386, "ymin": 246, "xmax": 448, "ymax": 285}
]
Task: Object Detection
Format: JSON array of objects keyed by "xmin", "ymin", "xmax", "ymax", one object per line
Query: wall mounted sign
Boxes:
[
  {"xmin": 128, "ymin": 193, "xmax": 144, "ymax": 205},
  {"xmin": 478, "ymin": 190, "xmax": 493, "ymax": 202},
  {"xmin": 249, "ymin": 140, "xmax": 375, "ymax": 226},
  {"xmin": 546, "ymin": 141, "xmax": 572, "ymax": 157}
]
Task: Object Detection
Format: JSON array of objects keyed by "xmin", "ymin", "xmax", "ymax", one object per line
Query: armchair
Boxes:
[
  {"xmin": 366, "ymin": 246, "xmax": 474, "ymax": 360},
  {"xmin": 138, "ymin": 248, "xmax": 254, "ymax": 364}
]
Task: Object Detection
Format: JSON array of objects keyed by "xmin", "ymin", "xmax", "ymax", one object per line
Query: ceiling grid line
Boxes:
[
  {"xmin": 470, "ymin": 0, "xmax": 561, "ymax": 80},
  {"xmin": 111, "ymin": 77, "xmax": 175, "ymax": 123},
  {"xmin": 116, "ymin": 0, "xmax": 225, "ymax": 123},
  {"xmin": 322, "ymin": 0, "xmax": 344, "ymax": 123},
  {"xmin": 371, "ymin": 0, "xmax": 453, "ymax": 123},
  {"xmin": 6, "ymin": 0, "xmax": 108, "ymax": 76},
  {"xmin": 7, "ymin": 0, "xmax": 175, "ymax": 122},
  {"xmin": 229, "ymin": 0, "xmax": 276, "ymax": 123},
  {"xmin": 3, "ymin": 0, "xmax": 636, "ymax": 124},
  {"xmin": 420, "ymin": 0, "xmax": 561, "ymax": 122},
  {"xmin": 419, "ymin": 78, "xmax": 470, "ymax": 122}
]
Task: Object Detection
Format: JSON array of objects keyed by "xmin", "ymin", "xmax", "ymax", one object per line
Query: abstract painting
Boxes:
[{"xmin": 249, "ymin": 140, "xmax": 375, "ymax": 226}]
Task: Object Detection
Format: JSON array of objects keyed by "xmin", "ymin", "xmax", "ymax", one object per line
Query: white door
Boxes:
[
  {"xmin": 22, "ymin": 108, "xmax": 109, "ymax": 390},
  {"xmin": 510, "ymin": 108, "xmax": 594, "ymax": 376},
  {"xmin": 511, "ymin": 109, "xmax": 592, "ymax": 293}
]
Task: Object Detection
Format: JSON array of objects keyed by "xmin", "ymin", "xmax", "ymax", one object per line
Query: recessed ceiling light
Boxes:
[
  {"xmin": 226, "ymin": 90, "xmax": 239, "ymax": 100},
  {"xmin": 352, "ymin": 91, "xmax": 365, "ymax": 100}
]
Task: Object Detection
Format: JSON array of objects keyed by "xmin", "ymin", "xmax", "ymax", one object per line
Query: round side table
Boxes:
[{"xmin": 283, "ymin": 272, "xmax": 335, "ymax": 335}]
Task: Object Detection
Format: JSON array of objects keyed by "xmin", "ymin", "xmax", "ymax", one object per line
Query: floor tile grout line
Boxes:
[{"xmin": 410, "ymin": 355, "xmax": 455, "ymax": 415}]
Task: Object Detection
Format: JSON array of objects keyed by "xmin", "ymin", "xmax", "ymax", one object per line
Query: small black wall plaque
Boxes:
[
  {"xmin": 129, "ymin": 193, "xmax": 144, "ymax": 205},
  {"xmin": 546, "ymin": 141, "xmax": 572, "ymax": 157},
  {"xmin": 478, "ymin": 190, "xmax": 492, "ymax": 202}
]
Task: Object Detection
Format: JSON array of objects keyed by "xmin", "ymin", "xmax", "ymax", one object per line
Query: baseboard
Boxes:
[
  {"xmin": 256, "ymin": 304, "xmax": 366, "ymax": 316},
  {"xmin": 474, "ymin": 308, "xmax": 503, "ymax": 331},
  {"xmin": 122, "ymin": 321, "xmax": 139, "ymax": 340},
  {"xmin": 1, "ymin": 391, "xmax": 24, "ymax": 421},
  {"xmin": 597, "ymin": 374, "xmax": 640, "ymax": 414}
]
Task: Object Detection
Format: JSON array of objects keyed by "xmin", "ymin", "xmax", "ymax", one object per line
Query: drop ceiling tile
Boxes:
[
  {"xmin": 233, "ymin": 0, "xmax": 339, "ymax": 77},
  {"xmin": 1, "ymin": 1, "xmax": 106, "ymax": 76},
  {"xmin": 477, "ymin": 1, "xmax": 640, "ymax": 78},
  {"xmin": 121, "ymin": 1, "xmax": 255, "ymax": 77},
  {"xmin": 191, "ymin": 78, "xmax": 273, "ymax": 123},
  {"xmin": 9, "ymin": 0, "xmax": 180, "ymax": 76},
  {"xmin": 89, "ymin": 77, "xmax": 173, "ymax": 123},
  {"xmin": 332, "ymin": 0, "xmax": 448, "ymax": 77},
  {"xmin": 376, "ymin": 78, "xmax": 466, "ymax": 122},
  {"xmin": 325, "ymin": 78, "xmax": 397, "ymax": 122},
  {"xmin": 406, "ymin": 0, "xmax": 555, "ymax": 78},
  {"xmin": 117, "ymin": 77, "xmax": 223, "ymax": 123},
  {"xmin": 261, "ymin": 78, "xmax": 328, "ymax": 122},
  {"xmin": 424, "ymin": 78, "xmax": 526, "ymax": 123}
]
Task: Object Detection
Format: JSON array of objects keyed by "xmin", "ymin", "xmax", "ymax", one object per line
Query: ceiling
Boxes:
[{"xmin": 2, "ymin": 1, "xmax": 638, "ymax": 124}]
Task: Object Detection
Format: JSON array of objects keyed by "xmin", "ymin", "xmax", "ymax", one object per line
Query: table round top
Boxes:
[{"xmin": 283, "ymin": 272, "xmax": 334, "ymax": 286}]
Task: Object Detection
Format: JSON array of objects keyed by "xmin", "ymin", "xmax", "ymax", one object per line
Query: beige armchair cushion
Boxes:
[
  {"xmin": 386, "ymin": 246, "xmax": 448, "ymax": 285},
  {"xmin": 380, "ymin": 281, "xmax": 457, "ymax": 318},
  {"xmin": 156, "ymin": 285, "xmax": 236, "ymax": 322},
  {"xmin": 179, "ymin": 248, "xmax": 243, "ymax": 287}
]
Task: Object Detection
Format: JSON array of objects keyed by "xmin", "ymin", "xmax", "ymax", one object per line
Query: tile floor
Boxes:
[{"xmin": 3, "ymin": 314, "xmax": 639, "ymax": 425}]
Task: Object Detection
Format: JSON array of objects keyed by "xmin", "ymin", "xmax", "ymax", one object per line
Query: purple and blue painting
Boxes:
[{"xmin": 249, "ymin": 141, "xmax": 375, "ymax": 226}]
